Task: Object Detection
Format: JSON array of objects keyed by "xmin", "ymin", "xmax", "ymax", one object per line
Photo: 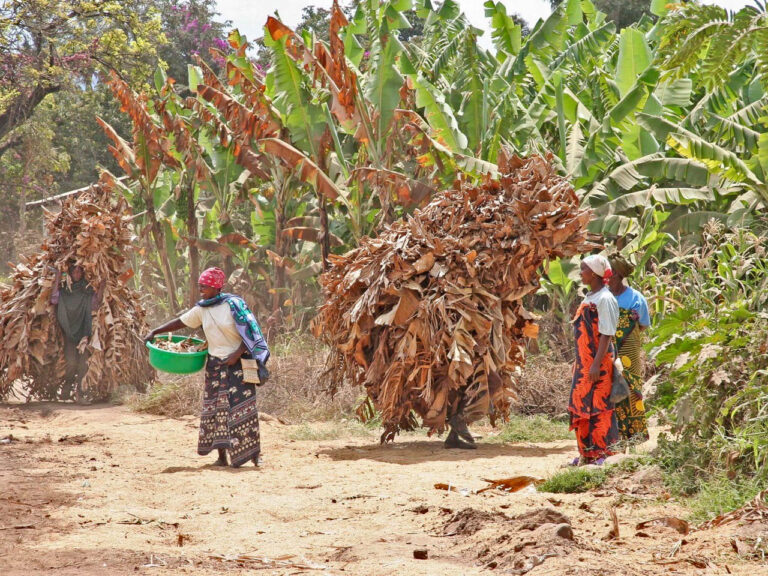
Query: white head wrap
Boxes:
[{"xmin": 583, "ymin": 254, "xmax": 612, "ymax": 278}]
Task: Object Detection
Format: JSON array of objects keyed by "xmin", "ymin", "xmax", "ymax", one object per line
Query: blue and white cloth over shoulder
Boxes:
[
  {"xmin": 198, "ymin": 293, "xmax": 270, "ymax": 364},
  {"xmin": 615, "ymin": 287, "xmax": 651, "ymax": 328}
]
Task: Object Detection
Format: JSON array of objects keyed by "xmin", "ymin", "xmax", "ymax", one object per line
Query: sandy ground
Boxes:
[{"xmin": 1, "ymin": 402, "xmax": 766, "ymax": 576}]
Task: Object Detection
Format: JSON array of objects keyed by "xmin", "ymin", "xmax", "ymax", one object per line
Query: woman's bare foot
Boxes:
[{"xmin": 214, "ymin": 449, "xmax": 228, "ymax": 466}]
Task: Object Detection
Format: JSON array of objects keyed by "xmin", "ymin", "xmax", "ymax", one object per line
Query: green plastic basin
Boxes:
[{"xmin": 146, "ymin": 336, "xmax": 208, "ymax": 374}]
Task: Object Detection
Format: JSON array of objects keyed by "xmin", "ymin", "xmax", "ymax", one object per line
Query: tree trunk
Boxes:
[
  {"xmin": 319, "ymin": 196, "xmax": 330, "ymax": 271},
  {"xmin": 0, "ymin": 133, "xmax": 23, "ymax": 160},
  {"xmin": 18, "ymin": 142, "xmax": 33, "ymax": 234},
  {"xmin": 318, "ymin": 132, "xmax": 332, "ymax": 270},
  {"xmin": 186, "ymin": 180, "xmax": 199, "ymax": 308},
  {"xmin": 0, "ymin": 83, "xmax": 61, "ymax": 144},
  {"xmin": 144, "ymin": 191, "xmax": 179, "ymax": 313},
  {"xmin": 273, "ymin": 176, "xmax": 288, "ymax": 314}
]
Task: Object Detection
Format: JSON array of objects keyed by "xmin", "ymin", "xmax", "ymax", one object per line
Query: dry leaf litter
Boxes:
[
  {"xmin": 0, "ymin": 173, "xmax": 153, "ymax": 400},
  {"xmin": 313, "ymin": 153, "xmax": 597, "ymax": 441}
]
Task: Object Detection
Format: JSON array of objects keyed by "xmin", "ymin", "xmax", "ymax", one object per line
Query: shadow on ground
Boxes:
[
  {"xmin": 161, "ymin": 464, "xmax": 261, "ymax": 474},
  {"xmin": 2, "ymin": 400, "xmax": 117, "ymax": 416},
  {"xmin": 318, "ymin": 439, "xmax": 573, "ymax": 465}
]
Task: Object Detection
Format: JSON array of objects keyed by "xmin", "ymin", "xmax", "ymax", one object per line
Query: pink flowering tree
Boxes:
[{"xmin": 160, "ymin": 0, "xmax": 232, "ymax": 86}]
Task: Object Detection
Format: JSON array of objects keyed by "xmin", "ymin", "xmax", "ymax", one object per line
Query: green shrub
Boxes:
[
  {"xmin": 486, "ymin": 414, "xmax": 572, "ymax": 444},
  {"xmin": 606, "ymin": 455, "xmax": 654, "ymax": 475},
  {"xmin": 538, "ymin": 467, "xmax": 607, "ymax": 493},
  {"xmin": 647, "ymin": 226, "xmax": 768, "ymax": 485}
]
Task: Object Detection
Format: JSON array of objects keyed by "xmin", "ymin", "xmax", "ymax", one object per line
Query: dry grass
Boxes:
[
  {"xmin": 258, "ymin": 332, "xmax": 360, "ymax": 422},
  {"xmin": 128, "ymin": 333, "xmax": 572, "ymax": 425},
  {"xmin": 515, "ymin": 354, "xmax": 572, "ymax": 416},
  {"xmin": 128, "ymin": 332, "xmax": 359, "ymax": 422},
  {"xmin": 127, "ymin": 373, "xmax": 202, "ymax": 417},
  {"xmin": 286, "ymin": 420, "xmax": 374, "ymax": 441},
  {"xmin": 485, "ymin": 414, "xmax": 571, "ymax": 444}
]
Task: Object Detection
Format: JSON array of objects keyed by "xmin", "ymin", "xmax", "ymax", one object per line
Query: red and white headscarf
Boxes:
[
  {"xmin": 583, "ymin": 254, "xmax": 613, "ymax": 283},
  {"xmin": 198, "ymin": 267, "xmax": 226, "ymax": 289}
]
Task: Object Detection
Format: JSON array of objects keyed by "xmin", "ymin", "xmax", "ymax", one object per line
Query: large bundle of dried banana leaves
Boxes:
[
  {"xmin": 0, "ymin": 173, "xmax": 153, "ymax": 400},
  {"xmin": 313, "ymin": 153, "xmax": 597, "ymax": 441}
]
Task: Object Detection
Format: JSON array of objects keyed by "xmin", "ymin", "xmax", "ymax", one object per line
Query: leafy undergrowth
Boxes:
[
  {"xmin": 646, "ymin": 227, "xmax": 768, "ymax": 518},
  {"xmin": 485, "ymin": 414, "xmax": 572, "ymax": 444}
]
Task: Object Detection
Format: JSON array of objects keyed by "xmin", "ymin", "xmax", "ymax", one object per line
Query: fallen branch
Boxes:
[
  {"xmin": 25, "ymin": 176, "xmax": 129, "ymax": 208},
  {"xmin": 209, "ymin": 552, "xmax": 329, "ymax": 571}
]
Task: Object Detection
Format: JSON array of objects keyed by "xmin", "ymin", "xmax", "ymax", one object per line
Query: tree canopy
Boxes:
[{"xmin": 0, "ymin": 0, "xmax": 166, "ymax": 150}]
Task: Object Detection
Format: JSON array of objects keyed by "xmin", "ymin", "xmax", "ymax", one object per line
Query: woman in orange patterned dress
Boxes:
[{"xmin": 568, "ymin": 255, "xmax": 620, "ymax": 466}]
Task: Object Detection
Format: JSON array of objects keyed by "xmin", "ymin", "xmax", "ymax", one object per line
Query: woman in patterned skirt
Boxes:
[
  {"xmin": 608, "ymin": 255, "xmax": 650, "ymax": 447},
  {"xmin": 569, "ymin": 254, "xmax": 620, "ymax": 466},
  {"xmin": 145, "ymin": 267, "xmax": 270, "ymax": 468}
]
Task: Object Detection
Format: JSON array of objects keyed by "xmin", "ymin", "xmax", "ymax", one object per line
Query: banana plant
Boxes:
[
  {"xmin": 407, "ymin": 0, "xmax": 768, "ymax": 240},
  {"xmin": 98, "ymin": 73, "xmax": 184, "ymax": 312},
  {"xmin": 98, "ymin": 0, "xmax": 768, "ymax": 320}
]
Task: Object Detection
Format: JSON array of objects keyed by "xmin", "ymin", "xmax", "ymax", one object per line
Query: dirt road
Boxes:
[{"xmin": 0, "ymin": 403, "xmax": 763, "ymax": 575}]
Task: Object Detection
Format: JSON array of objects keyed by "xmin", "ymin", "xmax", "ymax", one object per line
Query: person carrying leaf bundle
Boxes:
[
  {"xmin": 607, "ymin": 255, "xmax": 651, "ymax": 448},
  {"xmin": 145, "ymin": 267, "xmax": 270, "ymax": 468},
  {"xmin": 569, "ymin": 254, "xmax": 620, "ymax": 466},
  {"xmin": 50, "ymin": 263, "xmax": 105, "ymax": 403}
]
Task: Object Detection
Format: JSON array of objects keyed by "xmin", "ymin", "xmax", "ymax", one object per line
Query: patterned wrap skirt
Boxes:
[
  {"xmin": 198, "ymin": 355, "xmax": 261, "ymax": 467},
  {"xmin": 569, "ymin": 302, "xmax": 619, "ymax": 459},
  {"xmin": 614, "ymin": 309, "xmax": 649, "ymax": 444}
]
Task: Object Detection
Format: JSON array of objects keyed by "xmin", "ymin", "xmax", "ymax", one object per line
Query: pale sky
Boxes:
[{"xmin": 216, "ymin": 0, "xmax": 755, "ymax": 51}]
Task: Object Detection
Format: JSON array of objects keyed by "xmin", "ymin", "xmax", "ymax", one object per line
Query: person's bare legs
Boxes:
[
  {"xmin": 444, "ymin": 428, "xmax": 477, "ymax": 449},
  {"xmin": 449, "ymin": 412, "xmax": 475, "ymax": 444},
  {"xmin": 72, "ymin": 346, "xmax": 90, "ymax": 405}
]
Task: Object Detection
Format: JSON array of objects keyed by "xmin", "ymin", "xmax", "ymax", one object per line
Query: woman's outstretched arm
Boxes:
[{"xmin": 144, "ymin": 318, "xmax": 187, "ymax": 342}]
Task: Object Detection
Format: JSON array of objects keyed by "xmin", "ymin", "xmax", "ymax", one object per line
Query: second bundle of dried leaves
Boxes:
[{"xmin": 313, "ymin": 153, "xmax": 597, "ymax": 441}]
